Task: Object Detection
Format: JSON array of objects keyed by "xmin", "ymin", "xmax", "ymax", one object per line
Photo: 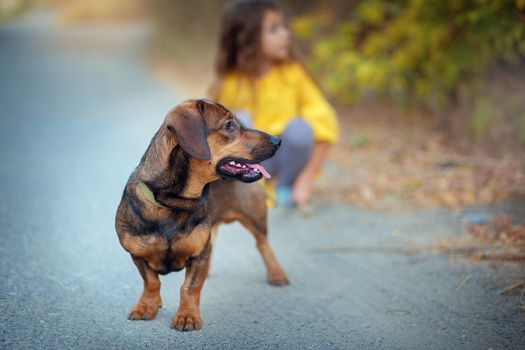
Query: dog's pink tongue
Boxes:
[{"xmin": 248, "ymin": 163, "xmax": 271, "ymax": 179}]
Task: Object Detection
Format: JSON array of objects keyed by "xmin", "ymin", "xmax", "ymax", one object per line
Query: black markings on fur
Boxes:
[
  {"xmin": 139, "ymin": 129, "xmax": 163, "ymax": 166},
  {"xmin": 169, "ymin": 146, "xmax": 189, "ymax": 191},
  {"xmin": 197, "ymin": 99, "xmax": 206, "ymax": 114},
  {"xmin": 141, "ymin": 146, "xmax": 209, "ymax": 213},
  {"xmin": 214, "ymin": 102, "xmax": 230, "ymax": 114},
  {"xmin": 155, "ymin": 183, "xmax": 209, "ymax": 213},
  {"xmin": 158, "ymin": 250, "xmax": 179, "ymax": 275},
  {"xmin": 145, "ymin": 146, "xmax": 188, "ymax": 193},
  {"xmin": 187, "ymin": 237, "xmax": 212, "ymax": 289}
]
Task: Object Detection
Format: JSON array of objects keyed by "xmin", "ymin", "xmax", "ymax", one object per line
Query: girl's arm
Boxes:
[
  {"xmin": 291, "ymin": 141, "xmax": 330, "ymax": 208},
  {"xmin": 292, "ymin": 64, "xmax": 339, "ymax": 208}
]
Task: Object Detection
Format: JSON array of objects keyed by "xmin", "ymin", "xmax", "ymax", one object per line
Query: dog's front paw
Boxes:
[
  {"xmin": 128, "ymin": 297, "xmax": 162, "ymax": 321},
  {"xmin": 170, "ymin": 309, "xmax": 202, "ymax": 331}
]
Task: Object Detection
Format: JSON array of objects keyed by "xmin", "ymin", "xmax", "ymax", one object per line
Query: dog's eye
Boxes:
[{"xmin": 223, "ymin": 121, "xmax": 235, "ymax": 132}]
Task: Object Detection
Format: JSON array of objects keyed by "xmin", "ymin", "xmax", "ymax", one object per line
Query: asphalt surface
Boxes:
[{"xmin": 1, "ymin": 11, "xmax": 524, "ymax": 350}]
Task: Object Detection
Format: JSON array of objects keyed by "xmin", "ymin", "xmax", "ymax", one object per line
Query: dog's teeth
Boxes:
[
  {"xmin": 229, "ymin": 161, "xmax": 235, "ymax": 165},
  {"xmin": 236, "ymin": 163, "xmax": 242, "ymax": 167},
  {"xmin": 254, "ymin": 168, "xmax": 260, "ymax": 173},
  {"xmin": 242, "ymin": 165, "xmax": 247, "ymax": 168}
]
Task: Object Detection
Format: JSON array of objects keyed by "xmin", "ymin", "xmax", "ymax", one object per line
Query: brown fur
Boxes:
[{"xmin": 115, "ymin": 99, "xmax": 289, "ymax": 332}]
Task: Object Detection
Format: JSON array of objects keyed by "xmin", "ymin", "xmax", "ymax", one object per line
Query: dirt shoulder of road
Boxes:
[{"xmin": 316, "ymin": 103, "xmax": 525, "ymax": 211}]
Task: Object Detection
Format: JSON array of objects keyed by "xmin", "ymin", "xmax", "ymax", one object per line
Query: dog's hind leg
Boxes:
[
  {"xmin": 209, "ymin": 181, "xmax": 289, "ymax": 285},
  {"xmin": 128, "ymin": 255, "xmax": 163, "ymax": 321},
  {"xmin": 206, "ymin": 223, "xmax": 220, "ymax": 278},
  {"xmin": 238, "ymin": 214, "xmax": 290, "ymax": 286}
]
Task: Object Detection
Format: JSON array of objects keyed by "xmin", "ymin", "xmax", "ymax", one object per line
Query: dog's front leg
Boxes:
[
  {"xmin": 171, "ymin": 239, "xmax": 211, "ymax": 331},
  {"xmin": 128, "ymin": 255, "xmax": 162, "ymax": 320}
]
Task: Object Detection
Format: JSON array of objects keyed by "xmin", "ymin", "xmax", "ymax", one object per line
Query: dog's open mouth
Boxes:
[{"xmin": 217, "ymin": 158, "xmax": 271, "ymax": 183}]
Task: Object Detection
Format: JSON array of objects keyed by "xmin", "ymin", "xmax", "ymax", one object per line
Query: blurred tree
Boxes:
[
  {"xmin": 0, "ymin": 0, "xmax": 32, "ymax": 22},
  {"xmin": 149, "ymin": 0, "xmax": 229, "ymax": 63},
  {"xmin": 292, "ymin": 0, "xmax": 525, "ymax": 132}
]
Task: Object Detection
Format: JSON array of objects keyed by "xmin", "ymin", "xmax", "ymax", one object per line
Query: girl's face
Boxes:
[{"xmin": 261, "ymin": 10, "xmax": 290, "ymax": 62}]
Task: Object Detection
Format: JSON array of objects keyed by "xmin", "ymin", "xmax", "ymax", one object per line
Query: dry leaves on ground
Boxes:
[{"xmin": 316, "ymin": 110, "xmax": 525, "ymax": 210}]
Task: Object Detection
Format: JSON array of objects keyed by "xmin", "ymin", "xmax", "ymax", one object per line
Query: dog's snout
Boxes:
[{"xmin": 269, "ymin": 136, "xmax": 281, "ymax": 150}]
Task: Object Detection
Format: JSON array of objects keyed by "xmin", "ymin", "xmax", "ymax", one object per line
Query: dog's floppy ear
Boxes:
[{"xmin": 166, "ymin": 104, "xmax": 211, "ymax": 161}]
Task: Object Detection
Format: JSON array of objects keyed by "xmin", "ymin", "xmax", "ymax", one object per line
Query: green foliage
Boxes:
[
  {"xmin": 0, "ymin": 0, "xmax": 33, "ymax": 22},
  {"xmin": 292, "ymin": 0, "xmax": 525, "ymax": 107}
]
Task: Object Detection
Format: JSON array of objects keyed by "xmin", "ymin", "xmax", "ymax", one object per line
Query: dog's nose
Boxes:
[{"xmin": 269, "ymin": 136, "xmax": 281, "ymax": 150}]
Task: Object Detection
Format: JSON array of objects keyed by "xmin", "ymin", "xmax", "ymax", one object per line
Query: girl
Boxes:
[{"xmin": 211, "ymin": 0, "xmax": 339, "ymax": 209}]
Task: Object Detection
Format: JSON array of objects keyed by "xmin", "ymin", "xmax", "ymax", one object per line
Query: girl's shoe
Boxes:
[{"xmin": 276, "ymin": 186, "xmax": 293, "ymax": 207}]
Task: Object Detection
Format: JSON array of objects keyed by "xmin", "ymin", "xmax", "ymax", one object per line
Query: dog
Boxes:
[{"xmin": 115, "ymin": 99, "xmax": 289, "ymax": 331}]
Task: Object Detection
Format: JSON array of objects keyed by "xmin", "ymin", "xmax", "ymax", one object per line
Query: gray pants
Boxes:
[{"xmin": 237, "ymin": 113, "xmax": 313, "ymax": 187}]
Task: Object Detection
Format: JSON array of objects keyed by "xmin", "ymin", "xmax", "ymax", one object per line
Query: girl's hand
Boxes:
[
  {"xmin": 291, "ymin": 172, "xmax": 314, "ymax": 208},
  {"xmin": 291, "ymin": 142, "xmax": 330, "ymax": 209}
]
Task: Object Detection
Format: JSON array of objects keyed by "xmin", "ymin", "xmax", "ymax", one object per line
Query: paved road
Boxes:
[{"xmin": 1, "ymin": 11, "xmax": 524, "ymax": 350}]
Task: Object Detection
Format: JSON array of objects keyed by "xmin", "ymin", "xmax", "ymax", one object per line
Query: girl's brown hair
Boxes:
[{"xmin": 211, "ymin": 0, "xmax": 300, "ymax": 98}]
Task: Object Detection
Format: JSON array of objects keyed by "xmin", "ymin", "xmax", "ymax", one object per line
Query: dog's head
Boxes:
[{"xmin": 164, "ymin": 99, "xmax": 280, "ymax": 183}]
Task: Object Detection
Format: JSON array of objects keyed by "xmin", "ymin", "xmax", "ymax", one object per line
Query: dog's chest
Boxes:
[{"xmin": 121, "ymin": 224, "xmax": 210, "ymax": 274}]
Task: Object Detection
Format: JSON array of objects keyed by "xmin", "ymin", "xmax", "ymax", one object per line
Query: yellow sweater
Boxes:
[{"xmin": 216, "ymin": 62, "xmax": 339, "ymax": 144}]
